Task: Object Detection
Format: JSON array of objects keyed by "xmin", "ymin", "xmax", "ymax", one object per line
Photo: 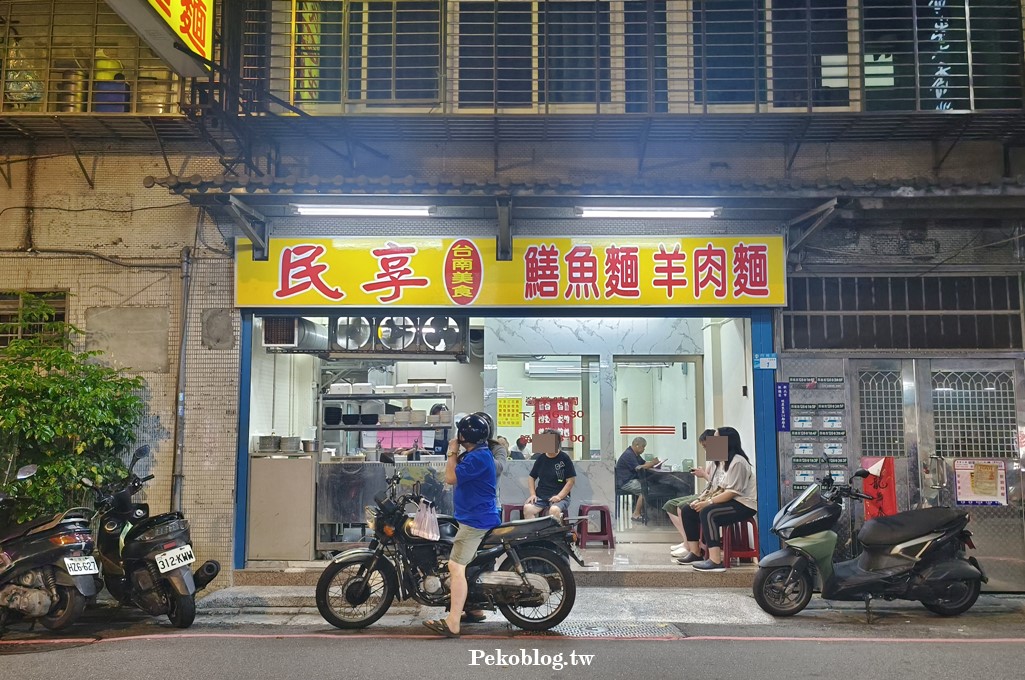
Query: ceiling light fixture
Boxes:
[
  {"xmin": 577, "ymin": 207, "xmax": 720, "ymax": 219},
  {"xmin": 292, "ymin": 204, "xmax": 434, "ymax": 217}
]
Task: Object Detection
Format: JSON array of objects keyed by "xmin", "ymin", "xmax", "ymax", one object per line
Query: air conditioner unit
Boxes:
[{"xmin": 524, "ymin": 362, "xmax": 583, "ymax": 378}]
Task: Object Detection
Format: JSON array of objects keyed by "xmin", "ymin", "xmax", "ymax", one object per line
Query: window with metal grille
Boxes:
[
  {"xmin": 783, "ymin": 275, "xmax": 1024, "ymax": 351},
  {"xmin": 0, "ymin": 0, "xmax": 182, "ymax": 115},
  {"xmin": 252, "ymin": 0, "xmax": 1023, "ymax": 114},
  {"xmin": 0, "ymin": 292, "xmax": 68, "ymax": 348}
]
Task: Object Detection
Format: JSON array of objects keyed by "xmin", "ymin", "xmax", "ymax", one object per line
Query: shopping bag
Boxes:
[{"xmin": 411, "ymin": 498, "xmax": 440, "ymax": 541}]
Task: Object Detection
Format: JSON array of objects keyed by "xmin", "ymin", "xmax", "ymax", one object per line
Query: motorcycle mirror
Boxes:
[
  {"xmin": 15, "ymin": 464, "xmax": 38, "ymax": 480},
  {"xmin": 129, "ymin": 445, "xmax": 150, "ymax": 470},
  {"xmin": 852, "ymin": 469, "xmax": 870, "ymax": 479},
  {"xmin": 81, "ymin": 478, "xmax": 95, "ymax": 488}
]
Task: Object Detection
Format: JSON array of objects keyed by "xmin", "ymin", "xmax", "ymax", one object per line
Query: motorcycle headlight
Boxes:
[
  {"xmin": 364, "ymin": 506, "xmax": 378, "ymax": 529},
  {"xmin": 777, "ymin": 526, "xmax": 794, "ymax": 540},
  {"xmin": 138, "ymin": 519, "xmax": 189, "ymax": 542}
]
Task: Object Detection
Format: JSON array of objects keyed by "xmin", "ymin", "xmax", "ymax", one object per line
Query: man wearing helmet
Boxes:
[{"xmin": 423, "ymin": 412, "xmax": 501, "ymax": 638}]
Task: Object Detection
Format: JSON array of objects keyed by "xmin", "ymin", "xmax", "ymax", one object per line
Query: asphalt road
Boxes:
[{"xmin": 2, "ymin": 591, "xmax": 1024, "ymax": 680}]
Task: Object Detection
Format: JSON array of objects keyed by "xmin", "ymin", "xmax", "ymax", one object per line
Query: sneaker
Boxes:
[
  {"xmin": 673, "ymin": 552, "xmax": 702, "ymax": 565},
  {"xmin": 669, "ymin": 542, "xmax": 685, "ymax": 552},
  {"xmin": 690, "ymin": 559, "xmax": 726, "ymax": 572},
  {"xmin": 670, "ymin": 545, "xmax": 690, "ymax": 557}
]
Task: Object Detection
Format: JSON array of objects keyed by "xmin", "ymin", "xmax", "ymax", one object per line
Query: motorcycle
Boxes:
[
  {"xmin": 81, "ymin": 445, "xmax": 220, "ymax": 628},
  {"xmin": 0, "ymin": 464, "xmax": 98, "ymax": 633},
  {"xmin": 754, "ymin": 468, "xmax": 987, "ymax": 618},
  {"xmin": 316, "ymin": 472, "xmax": 585, "ymax": 631}
]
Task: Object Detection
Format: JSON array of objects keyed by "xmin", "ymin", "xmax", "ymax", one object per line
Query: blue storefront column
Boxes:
[
  {"xmin": 233, "ymin": 313, "xmax": 254, "ymax": 570},
  {"xmin": 750, "ymin": 309, "xmax": 780, "ymax": 555}
]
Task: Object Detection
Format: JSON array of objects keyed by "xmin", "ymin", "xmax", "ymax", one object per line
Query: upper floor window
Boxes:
[{"xmin": 267, "ymin": 0, "xmax": 1024, "ymax": 114}]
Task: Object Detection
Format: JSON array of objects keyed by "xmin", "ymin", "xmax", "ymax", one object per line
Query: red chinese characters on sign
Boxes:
[
  {"xmin": 524, "ymin": 244, "xmax": 560, "ymax": 300},
  {"xmin": 180, "ymin": 0, "xmax": 209, "ymax": 57},
  {"xmin": 443, "ymin": 239, "xmax": 483, "ymax": 305},
  {"xmin": 564, "ymin": 245, "xmax": 600, "ymax": 299},
  {"xmin": 603, "ymin": 245, "xmax": 640, "ymax": 299},
  {"xmin": 153, "ymin": 0, "xmax": 172, "ymax": 16},
  {"xmin": 733, "ymin": 242, "xmax": 770, "ymax": 298},
  {"xmin": 652, "ymin": 244, "xmax": 689, "ymax": 298},
  {"xmin": 361, "ymin": 241, "xmax": 430, "ymax": 303},
  {"xmin": 274, "ymin": 244, "xmax": 345, "ymax": 300},
  {"xmin": 694, "ymin": 242, "xmax": 728, "ymax": 299},
  {"xmin": 532, "ymin": 397, "xmax": 577, "ymax": 442}
]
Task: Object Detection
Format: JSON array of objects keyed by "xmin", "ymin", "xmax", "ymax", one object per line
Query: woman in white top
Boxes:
[{"xmin": 674, "ymin": 426, "xmax": 757, "ymax": 573}]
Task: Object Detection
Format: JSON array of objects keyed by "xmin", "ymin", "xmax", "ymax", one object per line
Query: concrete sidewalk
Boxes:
[{"xmin": 195, "ymin": 585, "xmax": 1025, "ymax": 630}]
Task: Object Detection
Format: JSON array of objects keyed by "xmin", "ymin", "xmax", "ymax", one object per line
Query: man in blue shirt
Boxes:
[{"xmin": 423, "ymin": 412, "xmax": 500, "ymax": 638}]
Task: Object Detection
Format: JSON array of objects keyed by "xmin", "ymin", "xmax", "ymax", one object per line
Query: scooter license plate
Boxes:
[
  {"xmin": 155, "ymin": 545, "xmax": 196, "ymax": 574},
  {"xmin": 63, "ymin": 556, "xmax": 99, "ymax": 576}
]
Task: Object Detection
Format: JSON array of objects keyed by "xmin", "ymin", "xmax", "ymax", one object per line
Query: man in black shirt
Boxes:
[
  {"xmin": 616, "ymin": 436, "xmax": 661, "ymax": 521},
  {"xmin": 523, "ymin": 433, "xmax": 576, "ymax": 522}
]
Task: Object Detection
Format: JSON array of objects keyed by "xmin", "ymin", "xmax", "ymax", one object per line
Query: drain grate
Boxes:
[{"xmin": 532, "ymin": 621, "xmax": 683, "ymax": 638}]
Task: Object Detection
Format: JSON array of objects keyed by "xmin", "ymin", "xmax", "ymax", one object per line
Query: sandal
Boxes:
[
  {"xmin": 461, "ymin": 611, "xmax": 487, "ymax": 624},
  {"xmin": 423, "ymin": 618, "xmax": 461, "ymax": 638}
]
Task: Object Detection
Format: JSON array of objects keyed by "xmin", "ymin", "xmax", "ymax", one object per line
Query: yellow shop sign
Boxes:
[
  {"xmin": 148, "ymin": 0, "xmax": 214, "ymax": 60},
  {"xmin": 235, "ymin": 236, "xmax": 787, "ymax": 308}
]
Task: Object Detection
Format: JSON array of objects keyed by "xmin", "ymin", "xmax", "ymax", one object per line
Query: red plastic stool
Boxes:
[
  {"xmin": 502, "ymin": 503, "xmax": 524, "ymax": 523},
  {"xmin": 723, "ymin": 517, "xmax": 759, "ymax": 568},
  {"xmin": 577, "ymin": 504, "xmax": 615, "ymax": 548}
]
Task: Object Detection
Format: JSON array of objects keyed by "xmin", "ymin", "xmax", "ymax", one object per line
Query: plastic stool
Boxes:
[
  {"xmin": 502, "ymin": 503, "xmax": 524, "ymax": 523},
  {"xmin": 578, "ymin": 504, "xmax": 615, "ymax": 548},
  {"xmin": 723, "ymin": 517, "xmax": 759, "ymax": 568}
]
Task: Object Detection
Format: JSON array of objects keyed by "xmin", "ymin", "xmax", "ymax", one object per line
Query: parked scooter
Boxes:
[
  {"xmin": 0, "ymin": 465, "xmax": 98, "ymax": 633},
  {"xmin": 82, "ymin": 445, "xmax": 220, "ymax": 628},
  {"xmin": 754, "ymin": 469, "xmax": 986, "ymax": 618}
]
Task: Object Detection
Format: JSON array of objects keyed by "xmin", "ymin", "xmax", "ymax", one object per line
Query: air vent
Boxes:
[
  {"xmin": 327, "ymin": 316, "xmax": 469, "ymax": 361},
  {"xmin": 262, "ymin": 317, "xmax": 329, "ymax": 350}
]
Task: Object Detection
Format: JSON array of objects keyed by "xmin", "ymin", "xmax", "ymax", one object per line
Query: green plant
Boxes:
[{"xmin": 0, "ymin": 293, "xmax": 144, "ymax": 520}]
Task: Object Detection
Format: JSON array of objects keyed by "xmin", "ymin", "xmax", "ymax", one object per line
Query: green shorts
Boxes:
[
  {"xmin": 449, "ymin": 524, "xmax": 489, "ymax": 566},
  {"xmin": 662, "ymin": 494, "xmax": 701, "ymax": 513}
]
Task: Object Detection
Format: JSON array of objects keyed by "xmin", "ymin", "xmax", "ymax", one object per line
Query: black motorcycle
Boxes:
[
  {"xmin": 754, "ymin": 468, "xmax": 987, "ymax": 618},
  {"xmin": 82, "ymin": 445, "xmax": 220, "ymax": 628},
  {"xmin": 0, "ymin": 465, "xmax": 98, "ymax": 633},
  {"xmin": 316, "ymin": 472, "xmax": 584, "ymax": 631}
]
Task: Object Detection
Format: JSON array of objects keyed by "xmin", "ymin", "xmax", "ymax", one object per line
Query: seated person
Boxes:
[
  {"xmin": 523, "ymin": 430, "xmax": 575, "ymax": 522},
  {"xmin": 665, "ymin": 429, "xmax": 719, "ymax": 556},
  {"xmin": 510, "ymin": 435, "xmax": 531, "ymax": 460},
  {"xmin": 615, "ymin": 437, "xmax": 662, "ymax": 521}
]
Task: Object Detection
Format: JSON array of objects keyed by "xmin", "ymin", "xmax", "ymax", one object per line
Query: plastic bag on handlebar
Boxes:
[{"xmin": 410, "ymin": 498, "xmax": 440, "ymax": 541}]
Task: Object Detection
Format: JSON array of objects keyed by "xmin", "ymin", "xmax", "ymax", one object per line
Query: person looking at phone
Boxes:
[
  {"xmin": 676, "ymin": 426, "xmax": 757, "ymax": 572},
  {"xmin": 615, "ymin": 437, "xmax": 661, "ymax": 521},
  {"xmin": 665, "ymin": 429, "xmax": 721, "ymax": 558}
]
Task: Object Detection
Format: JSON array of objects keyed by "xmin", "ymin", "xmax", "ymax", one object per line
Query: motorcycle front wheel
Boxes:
[
  {"xmin": 40, "ymin": 585, "xmax": 87, "ymax": 631},
  {"xmin": 921, "ymin": 578, "xmax": 981, "ymax": 616},
  {"xmin": 316, "ymin": 555, "xmax": 396, "ymax": 629},
  {"xmin": 753, "ymin": 566, "xmax": 813, "ymax": 617},
  {"xmin": 497, "ymin": 546, "xmax": 576, "ymax": 631}
]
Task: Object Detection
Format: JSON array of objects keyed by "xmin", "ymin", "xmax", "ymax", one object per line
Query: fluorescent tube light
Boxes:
[
  {"xmin": 577, "ymin": 207, "xmax": 719, "ymax": 219},
  {"xmin": 292, "ymin": 204, "xmax": 433, "ymax": 217}
]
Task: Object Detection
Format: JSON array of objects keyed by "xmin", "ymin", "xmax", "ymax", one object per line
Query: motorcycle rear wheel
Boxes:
[
  {"xmin": 497, "ymin": 547, "xmax": 576, "ymax": 631},
  {"xmin": 753, "ymin": 566, "xmax": 813, "ymax": 617},
  {"xmin": 316, "ymin": 555, "xmax": 396, "ymax": 629},
  {"xmin": 40, "ymin": 585, "xmax": 86, "ymax": 631},
  {"xmin": 167, "ymin": 591, "xmax": 196, "ymax": 628},
  {"xmin": 921, "ymin": 578, "xmax": 981, "ymax": 616}
]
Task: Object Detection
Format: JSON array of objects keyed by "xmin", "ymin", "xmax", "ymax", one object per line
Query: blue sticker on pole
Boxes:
[{"xmin": 775, "ymin": 382, "xmax": 791, "ymax": 432}]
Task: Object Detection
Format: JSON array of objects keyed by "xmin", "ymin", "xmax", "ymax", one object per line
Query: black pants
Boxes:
[{"xmin": 680, "ymin": 500, "xmax": 756, "ymax": 548}]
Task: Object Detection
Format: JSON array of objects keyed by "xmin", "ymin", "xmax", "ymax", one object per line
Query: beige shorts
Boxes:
[{"xmin": 449, "ymin": 524, "xmax": 489, "ymax": 566}]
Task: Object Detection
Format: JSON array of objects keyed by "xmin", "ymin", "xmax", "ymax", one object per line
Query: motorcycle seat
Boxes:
[
  {"xmin": 0, "ymin": 516, "xmax": 55, "ymax": 544},
  {"xmin": 858, "ymin": 507, "xmax": 966, "ymax": 546},
  {"xmin": 481, "ymin": 517, "xmax": 559, "ymax": 545}
]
